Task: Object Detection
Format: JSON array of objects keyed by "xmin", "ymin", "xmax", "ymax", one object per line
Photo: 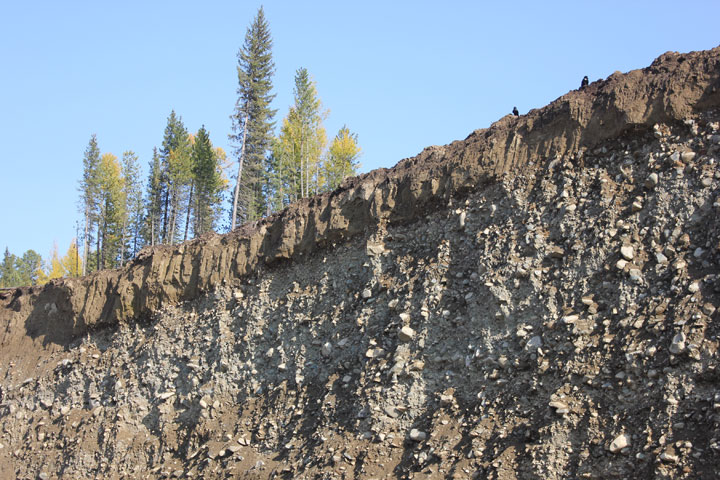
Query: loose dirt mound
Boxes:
[{"xmin": 1, "ymin": 47, "xmax": 719, "ymax": 479}]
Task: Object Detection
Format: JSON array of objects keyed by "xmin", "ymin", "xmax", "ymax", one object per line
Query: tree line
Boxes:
[{"xmin": 0, "ymin": 7, "xmax": 360, "ymax": 288}]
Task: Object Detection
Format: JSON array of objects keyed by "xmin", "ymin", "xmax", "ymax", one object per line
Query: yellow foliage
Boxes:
[
  {"xmin": 62, "ymin": 239, "xmax": 82, "ymax": 277},
  {"xmin": 37, "ymin": 243, "xmax": 66, "ymax": 285}
]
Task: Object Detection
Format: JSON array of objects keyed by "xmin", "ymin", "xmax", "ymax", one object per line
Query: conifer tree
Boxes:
[
  {"xmin": 192, "ymin": 126, "xmax": 224, "ymax": 236},
  {"xmin": 79, "ymin": 134, "xmax": 100, "ymax": 275},
  {"xmin": 145, "ymin": 148, "xmax": 163, "ymax": 246},
  {"xmin": 120, "ymin": 151, "xmax": 144, "ymax": 263},
  {"xmin": 0, "ymin": 248, "xmax": 20, "ymax": 288},
  {"xmin": 160, "ymin": 111, "xmax": 192, "ymax": 244},
  {"xmin": 17, "ymin": 250, "xmax": 42, "ymax": 286},
  {"xmin": 230, "ymin": 6, "xmax": 277, "ymax": 228}
]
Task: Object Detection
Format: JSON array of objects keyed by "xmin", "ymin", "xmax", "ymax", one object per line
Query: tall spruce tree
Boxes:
[
  {"xmin": 0, "ymin": 248, "xmax": 20, "ymax": 288},
  {"xmin": 120, "ymin": 151, "xmax": 144, "ymax": 263},
  {"xmin": 145, "ymin": 147, "xmax": 163, "ymax": 246},
  {"xmin": 79, "ymin": 134, "xmax": 100, "ymax": 275},
  {"xmin": 17, "ymin": 250, "xmax": 42, "ymax": 286},
  {"xmin": 159, "ymin": 111, "xmax": 192, "ymax": 244},
  {"xmin": 230, "ymin": 6, "xmax": 277, "ymax": 228},
  {"xmin": 192, "ymin": 126, "xmax": 223, "ymax": 236}
]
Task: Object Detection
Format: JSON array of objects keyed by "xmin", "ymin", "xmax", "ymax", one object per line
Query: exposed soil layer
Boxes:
[{"xmin": 1, "ymin": 47, "xmax": 719, "ymax": 479}]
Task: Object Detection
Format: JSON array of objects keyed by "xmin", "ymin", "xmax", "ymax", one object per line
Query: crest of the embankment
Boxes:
[{"xmin": 2, "ymin": 47, "xmax": 719, "ymax": 348}]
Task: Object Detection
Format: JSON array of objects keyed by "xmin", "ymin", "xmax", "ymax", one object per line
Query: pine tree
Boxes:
[
  {"xmin": 230, "ymin": 6, "xmax": 277, "ymax": 228},
  {"xmin": 325, "ymin": 125, "xmax": 361, "ymax": 190},
  {"xmin": 192, "ymin": 126, "xmax": 224, "ymax": 236},
  {"xmin": 0, "ymin": 248, "xmax": 20, "ymax": 288},
  {"xmin": 160, "ymin": 111, "xmax": 192, "ymax": 244},
  {"xmin": 17, "ymin": 250, "xmax": 42, "ymax": 286},
  {"xmin": 120, "ymin": 151, "xmax": 144, "ymax": 263},
  {"xmin": 145, "ymin": 147, "xmax": 163, "ymax": 246},
  {"xmin": 79, "ymin": 134, "xmax": 100, "ymax": 275}
]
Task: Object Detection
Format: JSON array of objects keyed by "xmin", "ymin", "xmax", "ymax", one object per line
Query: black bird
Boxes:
[
  {"xmin": 580, "ymin": 76, "xmax": 589, "ymax": 89},
  {"xmin": 512, "ymin": 106, "xmax": 519, "ymax": 116}
]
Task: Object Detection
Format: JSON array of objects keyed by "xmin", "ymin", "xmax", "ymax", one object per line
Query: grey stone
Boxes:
[
  {"xmin": 645, "ymin": 173, "xmax": 659, "ymax": 188},
  {"xmin": 680, "ymin": 151, "xmax": 696, "ymax": 162},
  {"xmin": 526, "ymin": 336, "xmax": 543, "ymax": 350}
]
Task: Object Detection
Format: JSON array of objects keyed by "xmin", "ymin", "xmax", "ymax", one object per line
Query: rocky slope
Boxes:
[{"xmin": 1, "ymin": 47, "xmax": 719, "ymax": 479}]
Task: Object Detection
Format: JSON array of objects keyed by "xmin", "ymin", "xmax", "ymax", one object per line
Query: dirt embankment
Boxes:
[
  {"xmin": 2, "ymin": 48, "xmax": 718, "ymax": 351},
  {"xmin": 1, "ymin": 46, "xmax": 719, "ymax": 480}
]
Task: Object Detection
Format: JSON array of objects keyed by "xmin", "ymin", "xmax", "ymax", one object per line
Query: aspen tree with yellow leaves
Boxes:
[
  {"xmin": 325, "ymin": 125, "xmax": 361, "ymax": 190},
  {"xmin": 61, "ymin": 239, "xmax": 82, "ymax": 277},
  {"xmin": 37, "ymin": 243, "xmax": 65, "ymax": 285}
]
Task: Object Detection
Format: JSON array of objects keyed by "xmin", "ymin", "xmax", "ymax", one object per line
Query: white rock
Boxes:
[
  {"xmin": 366, "ymin": 242, "xmax": 386, "ymax": 256},
  {"xmin": 362, "ymin": 288, "xmax": 372, "ymax": 299},
  {"xmin": 655, "ymin": 252, "xmax": 668, "ymax": 264},
  {"xmin": 158, "ymin": 391, "xmax": 175, "ymax": 401},
  {"xmin": 609, "ymin": 433, "xmax": 631, "ymax": 453},
  {"xmin": 549, "ymin": 400, "xmax": 569, "ymax": 414},
  {"xmin": 660, "ymin": 451, "xmax": 679, "ymax": 463},
  {"xmin": 669, "ymin": 332, "xmax": 686, "ymax": 354},
  {"xmin": 409, "ymin": 429, "xmax": 427, "ymax": 442},
  {"xmin": 621, "ymin": 245, "xmax": 634, "ymax": 261},
  {"xmin": 321, "ymin": 342, "xmax": 332, "ymax": 357}
]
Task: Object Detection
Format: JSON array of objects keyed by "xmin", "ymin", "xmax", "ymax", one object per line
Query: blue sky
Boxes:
[{"xmin": 1, "ymin": 1, "xmax": 718, "ymax": 259}]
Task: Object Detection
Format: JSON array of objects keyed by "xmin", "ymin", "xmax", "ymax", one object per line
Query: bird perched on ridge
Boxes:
[
  {"xmin": 512, "ymin": 106, "xmax": 519, "ymax": 116},
  {"xmin": 580, "ymin": 76, "xmax": 589, "ymax": 89}
]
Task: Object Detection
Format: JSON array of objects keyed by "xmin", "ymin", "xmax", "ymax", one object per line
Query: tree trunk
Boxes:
[
  {"xmin": 161, "ymin": 187, "xmax": 169, "ymax": 244},
  {"xmin": 184, "ymin": 180, "xmax": 194, "ymax": 242},
  {"xmin": 96, "ymin": 216, "xmax": 101, "ymax": 272},
  {"xmin": 82, "ymin": 207, "xmax": 89, "ymax": 276},
  {"xmin": 231, "ymin": 113, "xmax": 249, "ymax": 231}
]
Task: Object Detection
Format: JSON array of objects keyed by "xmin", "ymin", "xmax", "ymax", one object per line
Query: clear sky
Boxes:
[{"xmin": 1, "ymin": 1, "xmax": 718, "ymax": 259}]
